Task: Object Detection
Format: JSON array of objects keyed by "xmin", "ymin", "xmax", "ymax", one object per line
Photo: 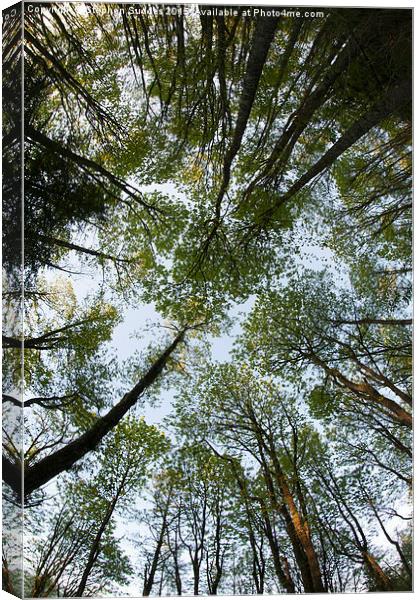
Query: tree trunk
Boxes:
[
  {"xmin": 363, "ymin": 552, "xmax": 394, "ymax": 591},
  {"xmin": 214, "ymin": 16, "xmax": 279, "ymax": 213},
  {"xmin": 2, "ymin": 560, "xmax": 16, "ymax": 595},
  {"xmin": 266, "ymin": 441, "xmax": 325, "ymax": 593},
  {"xmin": 26, "ymin": 124, "xmax": 154, "ymax": 212},
  {"xmin": 3, "ymin": 331, "xmax": 185, "ymax": 497},
  {"xmin": 173, "ymin": 554, "xmax": 182, "ymax": 595},
  {"xmin": 260, "ymin": 503, "xmax": 296, "ymax": 592},
  {"xmin": 311, "ymin": 355, "xmax": 412, "ymax": 428},
  {"xmin": 251, "ymin": 420, "xmax": 322, "ymax": 592},
  {"xmin": 3, "ymin": 316, "xmax": 95, "ymax": 349},
  {"xmin": 251, "ymin": 33, "xmax": 357, "ymax": 187},
  {"xmin": 261, "ymin": 79, "xmax": 411, "ymax": 223},
  {"xmin": 208, "ymin": 510, "xmax": 224, "ymax": 594},
  {"xmin": 332, "ymin": 317, "xmax": 412, "ymax": 327},
  {"xmin": 192, "ymin": 558, "xmax": 200, "ymax": 595},
  {"xmin": 38, "ymin": 234, "xmax": 131, "ymax": 264},
  {"xmin": 168, "ymin": 521, "xmax": 183, "ymax": 595},
  {"xmin": 143, "ymin": 511, "xmax": 169, "ymax": 595},
  {"xmin": 76, "ymin": 492, "xmax": 121, "ymax": 596}
]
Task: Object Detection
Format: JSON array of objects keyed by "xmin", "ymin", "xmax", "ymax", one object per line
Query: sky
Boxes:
[
  {"xmin": 32, "ymin": 217, "xmax": 410, "ymax": 597},
  {"xmin": 8, "ymin": 1, "xmax": 413, "ymax": 595}
]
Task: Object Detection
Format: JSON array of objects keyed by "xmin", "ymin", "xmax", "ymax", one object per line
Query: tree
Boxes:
[
  {"xmin": 23, "ymin": 417, "xmax": 167, "ymax": 597},
  {"xmin": 241, "ymin": 272, "xmax": 412, "ymax": 432},
  {"xmin": 172, "ymin": 365, "xmax": 327, "ymax": 592},
  {"xmin": 2, "ymin": 5, "xmax": 412, "ymax": 595},
  {"xmin": 3, "ymin": 328, "xmax": 186, "ymax": 498}
]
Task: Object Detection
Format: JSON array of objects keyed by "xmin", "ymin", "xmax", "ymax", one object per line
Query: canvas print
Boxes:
[{"xmin": 2, "ymin": 1, "xmax": 412, "ymax": 597}]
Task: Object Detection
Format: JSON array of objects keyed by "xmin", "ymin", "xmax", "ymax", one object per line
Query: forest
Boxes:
[{"xmin": 2, "ymin": 2, "xmax": 412, "ymax": 597}]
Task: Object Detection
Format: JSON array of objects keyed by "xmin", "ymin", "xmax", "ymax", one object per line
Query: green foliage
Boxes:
[
  {"xmin": 3, "ymin": 5, "xmax": 411, "ymax": 596},
  {"xmin": 308, "ymin": 386, "xmax": 336, "ymax": 419}
]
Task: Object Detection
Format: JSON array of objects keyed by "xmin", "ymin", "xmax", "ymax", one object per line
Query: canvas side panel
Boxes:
[{"xmin": 2, "ymin": 2, "xmax": 24, "ymax": 598}]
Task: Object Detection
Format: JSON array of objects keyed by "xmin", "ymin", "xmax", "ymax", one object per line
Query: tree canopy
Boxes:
[{"xmin": 2, "ymin": 3, "xmax": 412, "ymax": 596}]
